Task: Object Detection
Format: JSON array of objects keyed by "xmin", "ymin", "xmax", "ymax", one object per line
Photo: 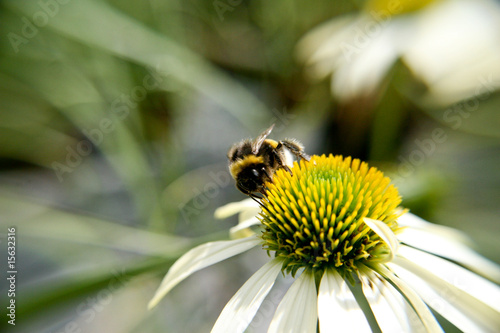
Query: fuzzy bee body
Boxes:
[{"xmin": 227, "ymin": 124, "xmax": 310, "ymax": 198}]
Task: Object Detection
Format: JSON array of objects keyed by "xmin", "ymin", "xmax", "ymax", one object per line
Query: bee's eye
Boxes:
[{"xmin": 251, "ymin": 169, "xmax": 260, "ymax": 178}]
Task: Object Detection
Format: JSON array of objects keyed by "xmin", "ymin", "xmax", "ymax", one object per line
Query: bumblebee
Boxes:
[{"xmin": 227, "ymin": 124, "xmax": 310, "ymax": 199}]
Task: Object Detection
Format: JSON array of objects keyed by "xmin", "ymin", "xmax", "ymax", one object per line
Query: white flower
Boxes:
[
  {"xmin": 297, "ymin": 0, "xmax": 500, "ymax": 105},
  {"xmin": 149, "ymin": 155, "xmax": 500, "ymax": 332}
]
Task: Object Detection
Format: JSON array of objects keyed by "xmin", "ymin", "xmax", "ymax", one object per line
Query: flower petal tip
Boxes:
[{"xmin": 363, "ymin": 217, "xmax": 399, "ymax": 261}]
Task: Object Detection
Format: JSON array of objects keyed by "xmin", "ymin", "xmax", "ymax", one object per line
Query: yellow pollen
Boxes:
[{"xmin": 259, "ymin": 154, "xmax": 405, "ymax": 276}]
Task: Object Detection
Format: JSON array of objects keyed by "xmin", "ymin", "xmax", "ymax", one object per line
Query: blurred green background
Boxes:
[{"xmin": 0, "ymin": 0, "xmax": 499, "ymax": 332}]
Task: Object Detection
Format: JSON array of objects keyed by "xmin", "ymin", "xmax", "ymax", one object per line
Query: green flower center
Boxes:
[{"xmin": 259, "ymin": 155, "xmax": 404, "ymax": 276}]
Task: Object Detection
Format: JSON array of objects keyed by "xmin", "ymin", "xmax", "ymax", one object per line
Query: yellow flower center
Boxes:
[
  {"xmin": 365, "ymin": 0, "xmax": 440, "ymax": 17},
  {"xmin": 259, "ymin": 155, "xmax": 404, "ymax": 276}
]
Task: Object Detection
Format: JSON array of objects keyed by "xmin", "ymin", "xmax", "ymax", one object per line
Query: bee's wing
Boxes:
[{"xmin": 252, "ymin": 124, "xmax": 275, "ymax": 154}]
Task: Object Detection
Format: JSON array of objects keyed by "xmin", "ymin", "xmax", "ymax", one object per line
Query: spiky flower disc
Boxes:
[{"xmin": 260, "ymin": 154, "xmax": 405, "ymax": 276}]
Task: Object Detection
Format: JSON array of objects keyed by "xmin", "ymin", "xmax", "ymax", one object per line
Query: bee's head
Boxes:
[{"xmin": 235, "ymin": 164, "xmax": 271, "ymax": 195}]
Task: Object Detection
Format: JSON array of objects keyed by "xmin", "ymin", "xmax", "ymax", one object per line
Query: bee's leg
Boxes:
[
  {"xmin": 262, "ymin": 168, "xmax": 273, "ymax": 182},
  {"xmin": 273, "ymin": 142, "xmax": 294, "ymax": 176},
  {"xmin": 282, "ymin": 164, "xmax": 293, "ymax": 175},
  {"xmin": 281, "ymin": 139, "xmax": 311, "ymax": 161},
  {"xmin": 250, "ymin": 192, "xmax": 265, "ymax": 207}
]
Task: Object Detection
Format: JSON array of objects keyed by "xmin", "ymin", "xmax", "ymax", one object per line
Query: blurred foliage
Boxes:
[{"xmin": 0, "ymin": 0, "xmax": 499, "ymax": 332}]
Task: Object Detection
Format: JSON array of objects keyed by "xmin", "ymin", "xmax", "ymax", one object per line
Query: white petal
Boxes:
[
  {"xmin": 390, "ymin": 256, "xmax": 500, "ymax": 333},
  {"xmin": 359, "ymin": 267, "xmax": 423, "ymax": 333},
  {"xmin": 398, "ymin": 246, "xmax": 500, "ymax": 313},
  {"xmin": 238, "ymin": 204, "xmax": 262, "ymax": 223},
  {"xmin": 268, "ymin": 270, "xmax": 318, "ymax": 333},
  {"xmin": 214, "ymin": 199, "xmax": 259, "ymax": 219},
  {"xmin": 331, "ymin": 17, "xmax": 402, "ymax": 100},
  {"xmin": 211, "ymin": 258, "xmax": 283, "ymax": 333},
  {"xmin": 363, "ymin": 217, "xmax": 399, "ymax": 261},
  {"xmin": 376, "ymin": 264, "xmax": 443, "ymax": 333},
  {"xmin": 398, "ymin": 212, "xmax": 471, "ymax": 244},
  {"xmin": 298, "ymin": 15, "xmax": 356, "ymax": 65},
  {"xmin": 296, "ymin": 15, "xmax": 360, "ymax": 80},
  {"xmin": 403, "ymin": 0, "xmax": 500, "ymax": 103},
  {"xmin": 318, "ymin": 269, "xmax": 371, "ymax": 332},
  {"xmin": 229, "ymin": 216, "xmax": 261, "ymax": 239},
  {"xmin": 148, "ymin": 236, "xmax": 260, "ymax": 309},
  {"xmin": 397, "ymin": 214, "xmax": 500, "ymax": 282}
]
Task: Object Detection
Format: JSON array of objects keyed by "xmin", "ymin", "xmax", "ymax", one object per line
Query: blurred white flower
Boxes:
[{"xmin": 297, "ymin": 0, "xmax": 500, "ymax": 105}]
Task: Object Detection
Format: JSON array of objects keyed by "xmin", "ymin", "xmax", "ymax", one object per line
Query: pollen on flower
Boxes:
[{"xmin": 259, "ymin": 154, "xmax": 405, "ymax": 277}]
